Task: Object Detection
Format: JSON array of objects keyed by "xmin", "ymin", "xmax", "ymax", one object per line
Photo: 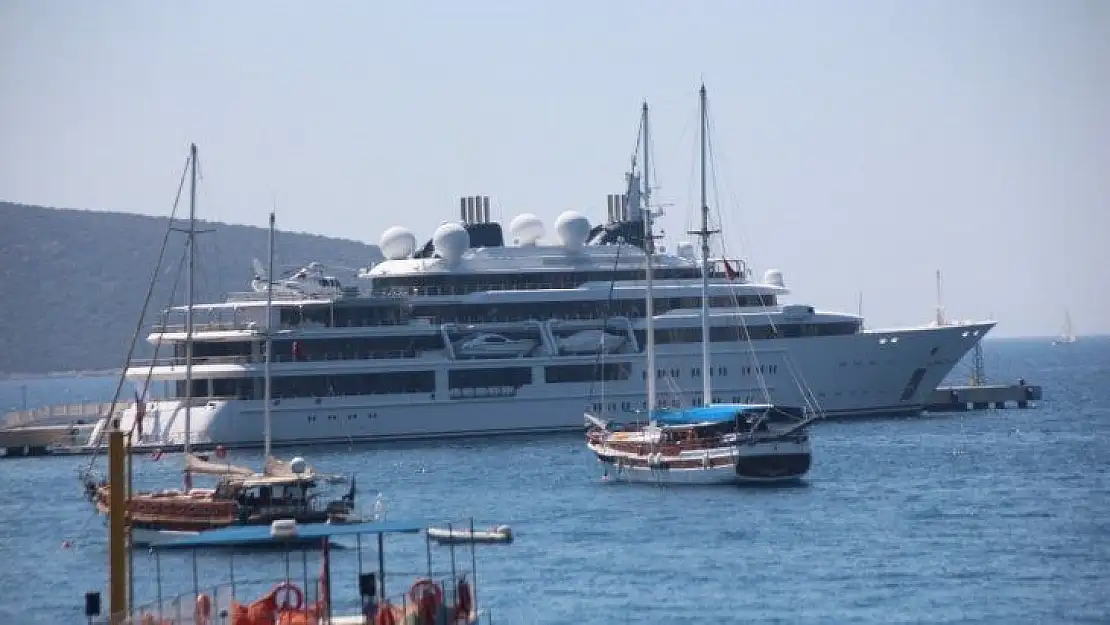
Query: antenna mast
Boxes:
[
  {"xmin": 264, "ymin": 211, "xmax": 275, "ymax": 459},
  {"xmin": 641, "ymin": 101, "xmax": 657, "ymax": 413},
  {"xmin": 689, "ymin": 84, "xmax": 719, "ymax": 406},
  {"xmin": 183, "ymin": 143, "xmax": 197, "ymax": 484},
  {"xmin": 934, "ymin": 269, "xmax": 945, "ymax": 326}
]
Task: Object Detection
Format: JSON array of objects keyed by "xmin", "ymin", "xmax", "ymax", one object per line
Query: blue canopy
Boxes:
[
  {"xmin": 650, "ymin": 403, "xmax": 772, "ymax": 426},
  {"xmin": 156, "ymin": 519, "xmax": 426, "ymax": 549}
]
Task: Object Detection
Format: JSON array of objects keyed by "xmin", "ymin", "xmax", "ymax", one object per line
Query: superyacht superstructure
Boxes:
[{"xmin": 95, "ymin": 160, "xmax": 994, "ymax": 451}]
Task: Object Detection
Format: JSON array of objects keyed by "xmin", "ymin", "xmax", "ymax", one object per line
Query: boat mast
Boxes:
[
  {"xmin": 641, "ymin": 101, "xmax": 657, "ymax": 414},
  {"xmin": 184, "ymin": 143, "xmax": 197, "ymax": 476},
  {"xmin": 264, "ymin": 211, "xmax": 275, "ymax": 460},
  {"xmin": 691, "ymin": 84, "xmax": 718, "ymax": 406}
]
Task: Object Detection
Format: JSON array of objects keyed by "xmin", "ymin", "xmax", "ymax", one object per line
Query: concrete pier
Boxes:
[
  {"xmin": 0, "ymin": 424, "xmax": 95, "ymax": 457},
  {"xmin": 925, "ymin": 383, "xmax": 1042, "ymax": 412}
]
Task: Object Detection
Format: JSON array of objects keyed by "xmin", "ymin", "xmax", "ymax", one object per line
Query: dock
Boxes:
[
  {"xmin": 925, "ymin": 383, "xmax": 1042, "ymax": 412},
  {"xmin": 3, "ymin": 381, "xmax": 1044, "ymax": 457},
  {"xmin": 0, "ymin": 402, "xmax": 108, "ymax": 457},
  {"xmin": 0, "ymin": 424, "xmax": 96, "ymax": 457}
]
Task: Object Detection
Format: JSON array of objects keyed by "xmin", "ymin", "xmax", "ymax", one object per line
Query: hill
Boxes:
[{"xmin": 0, "ymin": 202, "xmax": 383, "ymax": 375}]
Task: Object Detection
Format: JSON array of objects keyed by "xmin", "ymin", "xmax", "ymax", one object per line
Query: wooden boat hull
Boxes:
[{"xmin": 590, "ymin": 438, "xmax": 812, "ymax": 485}]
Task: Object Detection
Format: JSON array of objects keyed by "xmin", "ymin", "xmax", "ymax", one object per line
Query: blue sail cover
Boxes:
[{"xmin": 650, "ymin": 403, "xmax": 772, "ymax": 426}]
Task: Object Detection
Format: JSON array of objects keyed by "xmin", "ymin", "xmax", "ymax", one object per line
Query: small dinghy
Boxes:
[{"xmin": 427, "ymin": 524, "xmax": 514, "ymax": 545}]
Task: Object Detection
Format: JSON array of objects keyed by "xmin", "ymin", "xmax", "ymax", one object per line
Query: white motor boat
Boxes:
[
  {"xmin": 456, "ymin": 333, "xmax": 537, "ymax": 358},
  {"xmin": 558, "ymin": 329, "xmax": 627, "ymax": 354}
]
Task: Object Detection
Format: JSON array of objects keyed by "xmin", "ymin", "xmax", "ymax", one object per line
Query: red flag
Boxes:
[{"xmin": 723, "ymin": 259, "xmax": 739, "ymax": 280}]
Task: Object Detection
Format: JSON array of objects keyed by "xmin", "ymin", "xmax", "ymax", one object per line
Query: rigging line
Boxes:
[
  {"xmin": 129, "ymin": 244, "xmax": 189, "ymax": 441},
  {"xmin": 82, "ymin": 152, "xmax": 192, "ymax": 477},
  {"xmin": 585, "ymin": 242, "xmax": 624, "ymax": 412},
  {"xmin": 700, "ymin": 98, "xmax": 776, "ymax": 403},
  {"xmin": 704, "ymin": 101, "xmax": 756, "ymax": 276},
  {"xmin": 782, "ymin": 352, "xmax": 825, "ymax": 419}
]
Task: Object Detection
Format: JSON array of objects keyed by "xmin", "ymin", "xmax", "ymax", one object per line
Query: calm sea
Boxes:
[{"xmin": 0, "ymin": 337, "xmax": 1107, "ymax": 624}]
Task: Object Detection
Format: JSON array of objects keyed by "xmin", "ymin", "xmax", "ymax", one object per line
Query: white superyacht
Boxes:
[{"xmin": 91, "ymin": 157, "xmax": 993, "ymax": 451}]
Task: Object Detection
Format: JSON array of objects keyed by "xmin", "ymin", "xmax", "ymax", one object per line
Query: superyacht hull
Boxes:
[{"xmin": 106, "ymin": 322, "xmax": 993, "ymax": 449}]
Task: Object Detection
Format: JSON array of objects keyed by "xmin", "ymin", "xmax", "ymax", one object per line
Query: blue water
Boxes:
[{"xmin": 1, "ymin": 338, "xmax": 1107, "ymax": 624}]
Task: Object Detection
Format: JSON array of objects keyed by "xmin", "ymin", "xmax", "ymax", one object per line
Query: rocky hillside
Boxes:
[{"xmin": 0, "ymin": 202, "xmax": 382, "ymax": 374}]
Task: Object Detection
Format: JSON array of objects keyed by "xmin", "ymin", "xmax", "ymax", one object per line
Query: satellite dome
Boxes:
[
  {"xmin": 433, "ymin": 222, "xmax": 470, "ymax": 264},
  {"xmin": 508, "ymin": 213, "xmax": 545, "ymax": 246},
  {"xmin": 290, "ymin": 457, "xmax": 307, "ymax": 474},
  {"xmin": 379, "ymin": 226, "xmax": 417, "ymax": 260},
  {"xmin": 554, "ymin": 210, "xmax": 591, "ymax": 250},
  {"xmin": 763, "ymin": 269, "xmax": 784, "ymax": 287}
]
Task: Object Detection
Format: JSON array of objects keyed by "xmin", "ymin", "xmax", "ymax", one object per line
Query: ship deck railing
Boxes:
[
  {"xmin": 92, "ymin": 573, "xmax": 490, "ymax": 624},
  {"xmin": 128, "ymin": 349, "xmax": 430, "ymax": 370},
  {"xmin": 2, "ymin": 402, "xmax": 116, "ymax": 429}
]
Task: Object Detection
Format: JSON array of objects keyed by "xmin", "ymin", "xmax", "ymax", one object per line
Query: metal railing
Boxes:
[
  {"xmin": 2, "ymin": 402, "xmax": 115, "ymax": 429},
  {"xmin": 89, "ymin": 573, "xmax": 491, "ymax": 625}
]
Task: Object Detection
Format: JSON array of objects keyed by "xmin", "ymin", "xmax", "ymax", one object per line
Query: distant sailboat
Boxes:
[{"xmin": 1053, "ymin": 311, "xmax": 1077, "ymax": 345}]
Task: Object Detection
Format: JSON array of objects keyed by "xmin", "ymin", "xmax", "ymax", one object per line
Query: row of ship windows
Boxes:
[
  {"xmin": 370, "ymin": 269, "xmax": 705, "ymax": 296},
  {"xmin": 172, "ymin": 363, "xmax": 782, "ymax": 400},
  {"xmin": 590, "ymin": 395, "xmax": 763, "ymax": 413},
  {"xmin": 266, "ymin": 295, "xmax": 778, "ymax": 329},
  {"xmin": 643, "ymin": 364, "xmax": 779, "ymax": 379},
  {"xmin": 180, "ymin": 323, "xmax": 857, "ymax": 362}
]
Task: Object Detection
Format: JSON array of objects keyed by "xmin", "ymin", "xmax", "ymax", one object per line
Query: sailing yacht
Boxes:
[
  {"xmin": 82, "ymin": 146, "xmax": 356, "ymax": 546},
  {"xmin": 585, "ymin": 86, "xmax": 817, "ymax": 485},
  {"xmin": 1053, "ymin": 311, "xmax": 1077, "ymax": 345}
]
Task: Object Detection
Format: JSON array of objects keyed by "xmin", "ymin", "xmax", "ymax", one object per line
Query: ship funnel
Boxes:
[
  {"xmin": 459, "ymin": 196, "xmax": 492, "ymax": 224},
  {"xmin": 606, "ymin": 194, "xmax": 629, "ymax": 223}
]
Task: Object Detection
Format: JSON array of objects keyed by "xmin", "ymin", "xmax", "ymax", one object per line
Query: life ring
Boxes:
[
  {"xmin": 408, "ymin": 577, "xmax": 441, "ymax": 608},
  {"xmin": 375, "ymin": 601, "xmax": 397, "ymax": 625},
  {"xmin": 194, "ymin": 593, "xmax": 212, "ymax": 625},
  {"xmin": 271, "ymin": 581, "xmax": 304, "ymax": 611}
]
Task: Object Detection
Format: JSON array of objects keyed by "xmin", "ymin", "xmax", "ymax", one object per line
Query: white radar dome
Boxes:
[
  {"xmin": 508, "ymin": 213, "xmax": 545, "ymax": 246},
  {"xmin": 290, "ymin": 457, "xmax": 307, "ymax": 474},
  {"xmin": 763, "ymin": 269, "xmax": 784, "ymax": 288},
  {"xmin": 555, "ymin": 210, "xmax": 591, "ymax": 250},
  {"xmin": 379, "ymin": 226, "xmax": 417, "ymax": 260},
  {"xmin": 433, "ymin": 222, "xmax": 470, "ymax": 264}
]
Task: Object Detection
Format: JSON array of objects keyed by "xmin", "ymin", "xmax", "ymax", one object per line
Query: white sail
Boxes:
[{"xmin": 1055, "ymin": 310, "xmax": 1077, "ymax": 344}]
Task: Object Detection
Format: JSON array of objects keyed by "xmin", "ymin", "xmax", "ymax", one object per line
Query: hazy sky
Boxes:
[{"xmin": 2, "ymin": 0, "xmax": 1107, "ymax": 338}]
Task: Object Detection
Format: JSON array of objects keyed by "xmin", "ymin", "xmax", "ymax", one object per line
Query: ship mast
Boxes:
[
  {"xmin": 183, "ymin": 142, "xmax": 197, "ymax": 486},
  {"xmin": 264, "ymin": 211, "xmax": 275, "ymax": 460},
  {"xmin": 689, "ymin": 84, "xmax": 719, "ymax": 406},
  {"xmin": 641, "ymin": 102, "xmax": 657, "ymax": 414}
]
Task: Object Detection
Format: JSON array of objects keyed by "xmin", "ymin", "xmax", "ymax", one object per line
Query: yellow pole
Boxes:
[{"xmin": 108, "ymin": 428, "xmax": 128, "ymax": 623}]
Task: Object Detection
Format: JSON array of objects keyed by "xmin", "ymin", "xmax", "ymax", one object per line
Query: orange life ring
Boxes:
[{"xmin": 271, "ymin": 581, "xmax": 304, "ymax": 611}]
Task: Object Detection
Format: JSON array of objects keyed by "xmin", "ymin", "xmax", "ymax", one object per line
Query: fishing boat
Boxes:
[
  {"xmin": 91, "ymin": 471, "xmax": 495, "ymax": 624},
  {"xmin": 80, "ymin": 146, "xmax": 356, "ymax": 546},
  {"xmin": 584, "ymin": 85, "xmax": 819, "ymax": 485}
]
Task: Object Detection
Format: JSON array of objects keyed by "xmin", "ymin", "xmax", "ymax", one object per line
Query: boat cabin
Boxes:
[{"xmin": 87, "ymin": 519, "xmax": 494, "ymax": 624}]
